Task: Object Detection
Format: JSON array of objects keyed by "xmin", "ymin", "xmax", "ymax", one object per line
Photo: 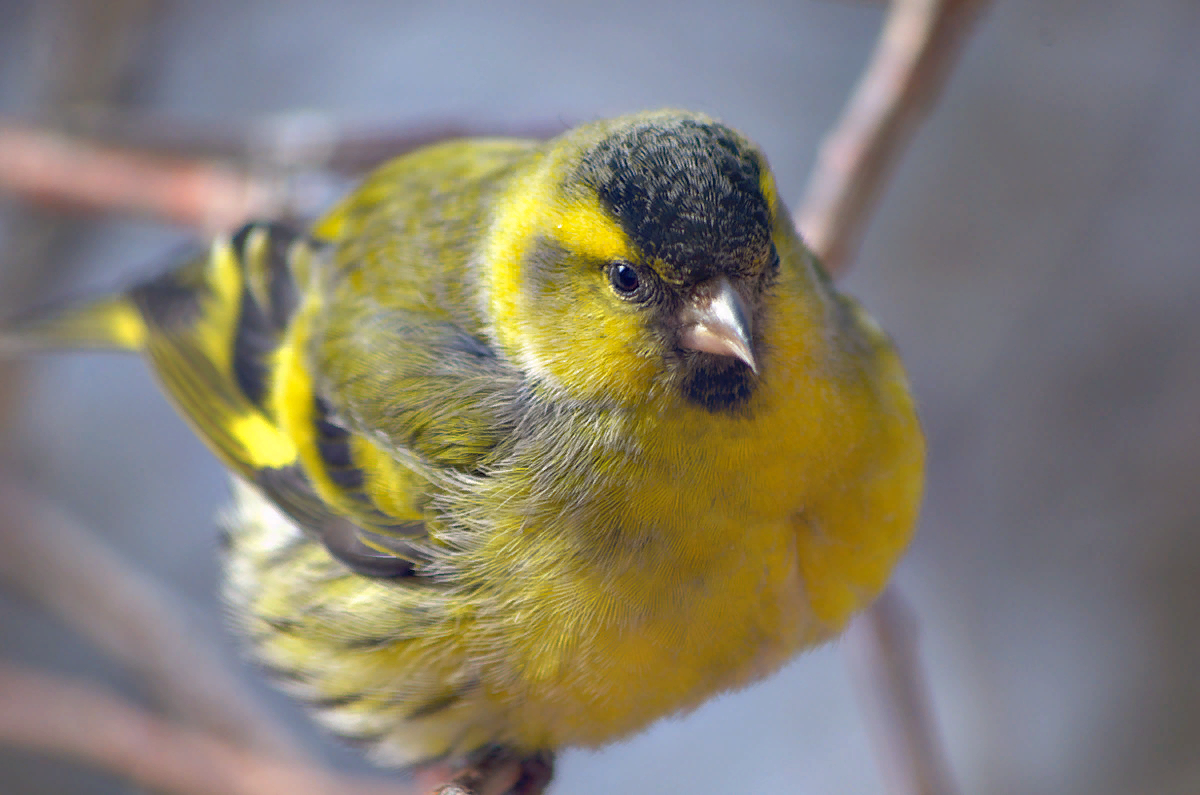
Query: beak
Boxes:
[{"xmin": 677, "ymin": 276, "xmax": 757, "ymax": 373}]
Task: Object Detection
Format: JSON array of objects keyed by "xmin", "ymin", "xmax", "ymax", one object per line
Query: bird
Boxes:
[{"xmin": 4, "ymin": 109, "xmax": 924, "ymax": 793}]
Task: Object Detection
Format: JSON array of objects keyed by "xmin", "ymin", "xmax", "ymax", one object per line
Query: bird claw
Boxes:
[{"xmin": 429, "ymin": 750, "xmax": 554, "ymax": 795}]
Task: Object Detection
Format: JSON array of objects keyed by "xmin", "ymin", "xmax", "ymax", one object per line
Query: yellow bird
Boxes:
[{"xmin": 5, "ymin": 110, "xmax": 924, "ymax": 791}]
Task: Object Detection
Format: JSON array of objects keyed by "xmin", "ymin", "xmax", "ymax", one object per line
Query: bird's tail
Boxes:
[{"xmin": 0, "ymin": 293, "xmax": 147, "ymax": 355}]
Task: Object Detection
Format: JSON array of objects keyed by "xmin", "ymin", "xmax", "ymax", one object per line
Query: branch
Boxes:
[
  {"xmin": 0, "ymin": 123, "xmax": 288, "ymax": 234},
  {"xmin": 797, "ymin": 0, "xmax": 989, "ymax": 274},
  {"xmin": 0, "ymin": 474, "xmax": 304, "ymax": 760},
  {"xmin": 796, "ymin": 1, "xmax": 988, "ymax": 793},
  {"xmin": 70, "ymin": 112, "xmax": 565, "ymax": 175},
  {"xmin": 0, "ymin": 661, "xmax": 412, "ymax": 795},
  {"xmin": 0, "ymin": 116, "xmax": 565, "ymax": 235},
  {"xmin": 845, "ymin": 589, "xmax": 958, "ymax": 795}
]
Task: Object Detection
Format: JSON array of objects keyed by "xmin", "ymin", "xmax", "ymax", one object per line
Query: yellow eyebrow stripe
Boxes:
[{"xmin": 551, "ymin": 201, "xmax": 635, "ymax": 263}]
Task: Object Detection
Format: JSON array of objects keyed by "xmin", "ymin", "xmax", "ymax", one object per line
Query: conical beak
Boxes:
[{"xmin": 677, "ymin": 276, "xmax": 757, "ymax": 373}]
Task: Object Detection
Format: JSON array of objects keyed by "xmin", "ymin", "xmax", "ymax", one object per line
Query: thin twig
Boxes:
[
  {"xmin": 797, "ymin": 0, "xmax": 989, "ymax": 275},
  {"xmin": 845, "ymin": 590, "xmax": 957, "ymax": 795},
  {"xmin": 66, "ymin": 111, "xmax": 565, "ymax": 175},
  {"xmin": 0, "ymin": 116, "xmax": 566, "ymax": 236},
  {"xmin": 0, "ymin": 661, "xmax": 411, "ymax": 795},
  {"xmin": 0, "ymin": 474, "xmax": 304, "ymax": 760},
  {"xmin": 0, "ymin": 122, "xmax": 286, "ymax": 234},
  {"xmin": 798, "ymin": 1, "xmax": 987, "ymax": 793}
]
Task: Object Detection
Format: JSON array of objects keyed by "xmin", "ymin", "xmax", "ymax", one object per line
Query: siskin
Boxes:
[{"xmin": 5, "ymin": 110, "xmax": 924, "ymax": 790}]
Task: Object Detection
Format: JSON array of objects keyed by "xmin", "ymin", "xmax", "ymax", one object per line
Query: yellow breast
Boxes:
[{"xmin": 477, "ymin": 283, "xmax": 925, "ymax": 749}]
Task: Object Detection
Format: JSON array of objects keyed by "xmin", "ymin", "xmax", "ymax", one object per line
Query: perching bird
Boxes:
[{"xmin": 4, "ymin": 110, "xmax": 924, "ymax": 792}]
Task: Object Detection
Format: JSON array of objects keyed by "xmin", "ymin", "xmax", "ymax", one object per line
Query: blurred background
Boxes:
[{"xmin": 1, "ymin": 0, "xmax": 1198, "ymax": 793}]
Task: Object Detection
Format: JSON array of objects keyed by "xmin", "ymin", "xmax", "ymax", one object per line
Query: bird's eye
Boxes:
[{"xmin": 608, "ymin": 262, "xmax": 643, "ymax": 297}]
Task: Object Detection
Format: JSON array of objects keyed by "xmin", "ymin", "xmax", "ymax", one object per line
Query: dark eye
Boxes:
[{"xmin": 608, "ymin": 261, "xmax": 643, "ymax": 298}]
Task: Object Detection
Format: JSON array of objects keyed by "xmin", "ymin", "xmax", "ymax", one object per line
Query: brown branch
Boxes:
[
  {"xmin": 797, "ymin": 0, "xmax": 989, "ymax": 274},
  {"xmin": 0, "ymin": 122, "xmax": 284, "ymax": 234},
  {"xmin": 0, "ymin": 116, "xmax": 566, "ymax": 236},
  {"xmin": 0, "ymin": 474, "xmax": 304, "ymax": 760},
  {"xmin": 845, "ymin": 589, "xmax": 958, "ymax": 795},
  {"xmin": 0, "ymin": 661, "xmax": 414, "ymax": 795},
  {"xmin": 797, "ymin": 1, "xmax": 988, "ymax": 793},
  {"xmin": 62, "ymin": 110, "xmax": 564, "ymax": 175}
]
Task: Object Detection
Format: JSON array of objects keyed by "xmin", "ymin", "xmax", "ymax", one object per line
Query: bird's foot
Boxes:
[{"xmin": 426, "ymin": 749, "xmax": 555, "ymax": 795}]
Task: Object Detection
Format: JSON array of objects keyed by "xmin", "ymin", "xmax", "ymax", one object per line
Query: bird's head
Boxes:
[{"xmin": 486, "ymin": 110, "xmax": 792, "ymax": 413}]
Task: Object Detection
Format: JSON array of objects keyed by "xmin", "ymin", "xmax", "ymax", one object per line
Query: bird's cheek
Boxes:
[{"xmin": 528, "ymin": 307, "xmax": 659, "ymax": 404}]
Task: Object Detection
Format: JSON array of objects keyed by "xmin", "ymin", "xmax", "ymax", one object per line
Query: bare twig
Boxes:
[
  {"xmin": 0, "ymin": 474, "xmax": 304, "ymax": 760},
  {"xmin": 797, "ymin": 0, "xmax": 989, "ymax": 274},
  {"xmin": 845, "ymin": 590, "xmax": 957, "ymax": 795},
  {"xmin": 0, "ymin": 116, "xmax": 566, "ymax": 237},
  {"xmin": 0, "ymin": 661, "xmax": 411, "ymax": 795},
  {"xmin": 0, "ymin": 123, "xmax": 287, "ymax": 234},
  {"xmin": 797, "ymin": 1, "xmax": 988, "ymax": 793},
  {"xmin": 72, "ymin": 112, "xmax": 565, "ymax": 175}
]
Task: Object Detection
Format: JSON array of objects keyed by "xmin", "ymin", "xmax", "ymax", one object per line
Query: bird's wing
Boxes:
[{"xmin": 4, "ymin": 223, "xmax": 518, "ymax": 578}]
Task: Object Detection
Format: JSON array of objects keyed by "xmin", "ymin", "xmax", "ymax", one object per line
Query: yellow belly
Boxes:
[
  {"xmin": 495, "ymin": 517, "xmax": 814, "ymax": 749},
  {"xmin": 223, "ymin": 475, "xmax": 817, "ymax": 763}
]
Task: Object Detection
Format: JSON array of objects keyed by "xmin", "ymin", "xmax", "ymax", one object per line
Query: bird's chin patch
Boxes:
[{"xmin": 679, "ymin": 355, "xmax": 757, "ymax": 413}]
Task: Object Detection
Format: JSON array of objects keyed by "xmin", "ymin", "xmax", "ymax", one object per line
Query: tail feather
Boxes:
[
  {"xmin": 1, "ymin": 294, "xmax": 146, "ymax": 354},
  {"xmin": 1, "ymin": 221, "xmax": 429, "ymax": 578}
]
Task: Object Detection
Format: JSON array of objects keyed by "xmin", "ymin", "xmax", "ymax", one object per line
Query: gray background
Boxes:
[{"xmin": 1, "ymin": 1, "xmax": 1198, "ymax": 793}]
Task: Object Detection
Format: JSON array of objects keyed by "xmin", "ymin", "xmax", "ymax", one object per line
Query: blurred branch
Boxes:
[
  {"xmin": 0, "ymin": 474, "xmax": 304, "ymax": 760},
  {"xmin": 797, "ymin": 0, "xmax": 989, "ymax": 275},
  {"xmin": 0, "ymin": 123, "xmax": 293, "ymax": 234},
  {"xmin": 72, "ymin": 110, "xmax": 566, "ymax": 175},
  {"xmin": 0, "ymin": 116, "xmax": 566, "ymax": 236},
  {"xmin": 846, "ymin": 589, "xmax": 958, "ymax": 795},
  {"xmin": 0, "ymin": 662, "xmax": 413, "ymax": 795},
  {"xmin": 0, "ymin": 472, "xmax": 526, "ymax": 792},
  {"xmin": 797, "ymin": 1, "xmax": 987, "ymax": 793}
]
